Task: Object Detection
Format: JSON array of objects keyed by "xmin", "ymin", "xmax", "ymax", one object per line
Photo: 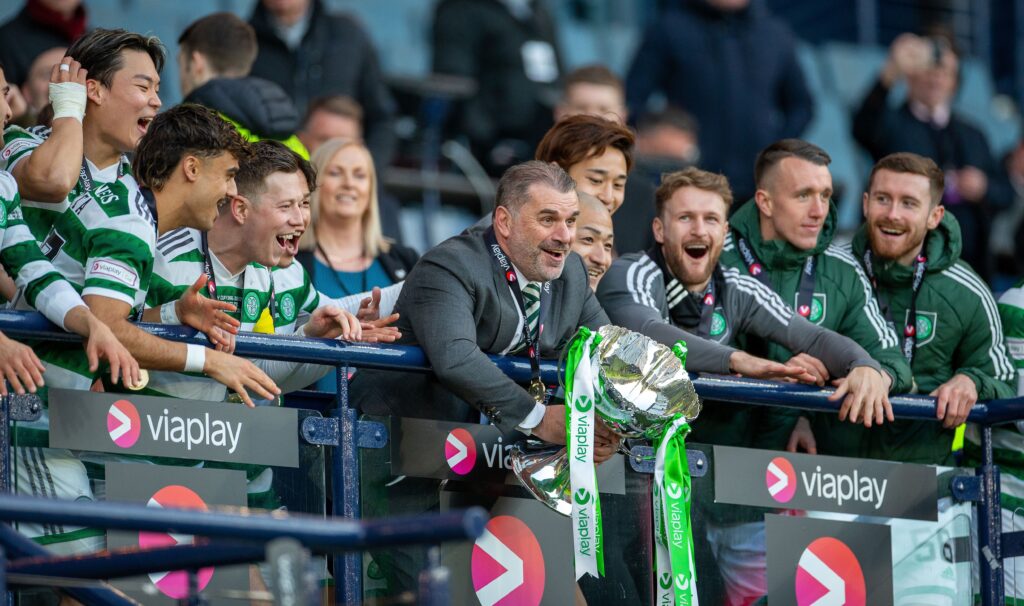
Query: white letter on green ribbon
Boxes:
[{"xmin": 563, "ymin": 327, "xmax": 604, "ymax": 579}]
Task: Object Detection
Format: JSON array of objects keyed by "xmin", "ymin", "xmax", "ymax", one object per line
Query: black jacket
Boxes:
[
  {"xmin": 0, "ymin": 4, "xmax": 82, "ymax": 85},
  {"xmin": 625, "ymin": 0, "xmax": 812, "ymax": 200},
  {"xmin": 432, "ymin": 0, "xmax": 563, "ymax": 159},
  {"xmin": 295, "ymin": 243, "xmax": 419, "ymax": 289},
  {"xmin": 248, "ymin": 0, "xmax": 396, "ymax": 166},
  {"xmin": 185, "ymin": 76, "xmax": 300, "ymax": 141},
  {"xmin": 852, "ymin": 78, "xmax": 1012, "ymax": 282}
]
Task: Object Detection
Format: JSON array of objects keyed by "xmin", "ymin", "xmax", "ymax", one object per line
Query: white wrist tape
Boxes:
[
  {"xmin": 160, "ymin": 301, "xmax": 181, "ymax": 325},
  {"xmin": 184, "ymin": 343, "xmax": 207, "ymax": 374},
  {"xmin": 48, "ymin": 81, "xmax": 87, "ymax": 122}
]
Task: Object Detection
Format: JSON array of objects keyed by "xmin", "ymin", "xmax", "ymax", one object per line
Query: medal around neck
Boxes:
[{"xmin": 511, "ymin": 324, "xmax": 700, "ymax": 591}]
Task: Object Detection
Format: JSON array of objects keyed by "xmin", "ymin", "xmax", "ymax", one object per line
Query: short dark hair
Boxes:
[
  {"xmin": 563, "ymin": 64, "xmax": 624, "ymax": 95},
  {"xmin": 535, "ymin": 114, "xmax": 635, "ymax": 173},
  {"xmin": 496, "ymin": 161, "xmax": 576, "ymax": 214},
  {"xmin": 656, "ymin": 167, "xmax": 733, "ymax": 216},
  {"xmin": 868, "ymin": 152, "xmax": 945, "ymax": 206},
  {"xmin": 178, "ymin": 13, "xmax": 257, "ymax": 77},
  {"xmin": 236, "ymin": 140, "xmax": 316, "ymax": 200},
  {"xmin": 637, "ymin": 107, "xmax": 698, "ymax": 137},
  {"xmin": 66, "ymin": 28, "xmax": 165, "ymax": 88},
  {"xmin": 303, "ymin": 95, "xmax": 364, "ymax": 126},
  {"xmin": 133, "ymin": 104, "xmax": 249, "ymax": 191},
  {"xmin": 754, "ymin": 139, "xmax": 831, "ymax": 188}
]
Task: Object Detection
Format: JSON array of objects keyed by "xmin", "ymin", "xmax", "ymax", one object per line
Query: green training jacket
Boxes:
[
  {"xmin": 720, "ymin": 200, "xmax": 913, "ymax": 456},
  {"xmin": 850, "ymin": 212, "xmax": 1016, "ymax": 464}
]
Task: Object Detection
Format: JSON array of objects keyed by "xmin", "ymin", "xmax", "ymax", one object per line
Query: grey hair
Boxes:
[{"xmin": 495, "ymin": 161, "xmax": 576, "ymax": 214}]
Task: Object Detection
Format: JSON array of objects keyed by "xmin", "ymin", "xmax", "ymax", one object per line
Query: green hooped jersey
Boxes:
[
  {"xmin": 15, "ymin": 171, "xmax": 155, "ymax": 394},
  {"xmin": 2, "ymin": 125, "xmax": 134, "ymax": 241},
  {"xmin": 142, "ymin": 228, "xmax": 275, "ymax": 402},
  {"xmin": 965, "ymin": 279, "xmax": 1024, "ymax": 511},
  {"xmin": 271, "ymin": 262, "xmax": 321, "ymax": 333},
  {"xmin": 0, "ymin": 172, "xmax": 83, "ymax": 328}
]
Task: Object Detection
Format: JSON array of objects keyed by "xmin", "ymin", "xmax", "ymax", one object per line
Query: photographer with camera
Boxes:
[{"xmin": 852, "ymin": 31, "xmax": 1011, "ymax": 283}]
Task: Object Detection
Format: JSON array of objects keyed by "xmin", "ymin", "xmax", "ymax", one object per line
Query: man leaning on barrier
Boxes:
[
  {"xmin": 851, "ymin": 152, "xmax": 1016, "ymax": 465},
  {"xmin": 720, "ymin": 139, "xmax": 913, "ymax": 458},
  {"xmin": 350, "ymin": 160, "xmax": 619, "ymax": 591},
  {"xmin": 596, "ymin": 166, "xmax": 891, "ymax": 605}
]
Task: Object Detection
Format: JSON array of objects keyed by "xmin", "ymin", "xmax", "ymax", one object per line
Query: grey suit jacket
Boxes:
[{"xmin": 351, "ymin": 230, "xmax": 610, "ymax": 432}]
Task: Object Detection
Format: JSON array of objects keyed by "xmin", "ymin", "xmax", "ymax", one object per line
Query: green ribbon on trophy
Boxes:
[{"xmin": 563, "ymin": 326, "xmax": 605, "ymax": 579}]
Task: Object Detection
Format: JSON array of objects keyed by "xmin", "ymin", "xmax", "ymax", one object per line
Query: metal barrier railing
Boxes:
[{"xmin": 1, "ymin": 309, "xmax": 1023, "ymax": 604}]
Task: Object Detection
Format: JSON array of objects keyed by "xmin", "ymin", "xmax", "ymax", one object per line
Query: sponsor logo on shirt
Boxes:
[{"xmin": 90, "ymin": 259, "xmax": 139, "ymax": 288}]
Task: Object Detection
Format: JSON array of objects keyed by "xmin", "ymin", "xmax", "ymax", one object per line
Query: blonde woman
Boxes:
[{"xmin": 297, "ymin": 138, "xmax": 418, "ymax": 298}]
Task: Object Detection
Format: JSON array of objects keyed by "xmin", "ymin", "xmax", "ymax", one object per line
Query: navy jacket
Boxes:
[{"xmin": 625, "ymin": 0, "xmax": 813, "ymax": 200}]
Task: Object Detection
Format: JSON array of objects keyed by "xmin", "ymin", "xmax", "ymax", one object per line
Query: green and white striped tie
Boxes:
[{"xmin": 522, "ymin": 281, "xmax": 542, "ymax": 342}]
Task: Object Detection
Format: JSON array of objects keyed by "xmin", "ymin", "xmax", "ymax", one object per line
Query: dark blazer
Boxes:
[
  {"xmin": 350, "ymin": 230, "xmax": 609, "ymax": 433},
  {"xmin": 296, "ymin": 243, "xmax": 419, "ymax": 287}
]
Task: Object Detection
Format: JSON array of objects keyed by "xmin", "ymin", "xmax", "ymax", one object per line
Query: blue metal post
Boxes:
[
  {"xmin": 0, "ymin": 395, "xmax": 9, "ymax": 494},
  {"xmin": 978, "ymin": 426, "xmax": 1004, "ymax": 605},
  {"xmin": 334, "ymin": 363, "xmax": 361, "ymax": 605}
]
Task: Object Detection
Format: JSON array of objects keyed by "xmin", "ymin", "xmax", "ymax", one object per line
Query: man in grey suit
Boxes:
[{"xmin": 355, "ymin": 161, "xmax": 618, "ymax": 450}]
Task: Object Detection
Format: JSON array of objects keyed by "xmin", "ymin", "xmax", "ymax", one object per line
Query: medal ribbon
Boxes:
[
  {"xmin": 562, "ymin": 327, "xmax": 604, "ymax": 579},
  {"xmin": 483, "ymin": 228, "xmax": 551, "ymax": 396},
  {"xmin": 735, "ymin": 234, "xmax": 817, "ymax": 319},
  {"xmin": 652, "ymin": 342, "xmax": 699, "ymax": 605},
  {"xmin": 200, "ymin": 231, "xmax": 278, "ymax": 333},
  {"xmin": 862, "ymin": 247, "xmax": 927, "ymax": 363}
]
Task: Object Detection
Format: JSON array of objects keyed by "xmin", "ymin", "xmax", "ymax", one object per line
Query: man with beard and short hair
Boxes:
[
  {"xmin": 852, "ymin": 152, "xmax": 1016, "ymax": 464},
  {"xmin": 599, "ymin": 166, "xmax": 891, "ymax": 604},
  {"xmin": 572, "ymin": 191, "xmax": 614, "ymax": 291},
  {"xmin": 720, "ymin": 139, "xmax": 912, "ymax": 458}
]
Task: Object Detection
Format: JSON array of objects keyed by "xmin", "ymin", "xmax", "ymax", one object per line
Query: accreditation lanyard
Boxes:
[
  {"xmin": 862, "ymin": 249, "xmax": 927, "ymax": 363},
  {"xmin": 735, "ymin": 234, "xmax": 817, "ymax": 319},
  {"xmin": 694, "ymin": 275, "xmax": 718, "ymax": 339},
  {"xmin": 200, "ymin": 231, "xmax": 277, "ymax": 319},
  {"xmin": 483, "ymin": 228, "xmax": 551, "ymax": 401},
  {"xmin": 78, "ymin": 155, "xmax": 127, "ymax": 194}
]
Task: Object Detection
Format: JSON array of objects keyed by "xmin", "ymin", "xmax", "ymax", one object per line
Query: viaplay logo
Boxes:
[
  {"xmin": 107, "ymin": 400, "xmax": 141, "ymax": 448},
  {"xmin": 472, "ymin": 516, "xmax": 544, "ymax": 606},
  {"xmin": 795, "ymin": 536, "xmax": 866, "ymax": 606},
  {"xmin": 445, "ymin": 428, "xmax": 477, "ymax": 475},
  {"xmin": 766, "ymin": 456, "xmax": 797, "ymax": 503},
  {"xmin": 139, "ymin": 485, "xmax": 214, "ymax": 599}
]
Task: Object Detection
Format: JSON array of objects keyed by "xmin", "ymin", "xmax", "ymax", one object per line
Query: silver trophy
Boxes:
[{"xmin": 511, "ymin": 325, "xmax": 701, "ymax": 515}]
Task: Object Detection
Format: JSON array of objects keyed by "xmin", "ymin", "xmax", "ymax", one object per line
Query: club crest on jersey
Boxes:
[
  {"xmin": 904, "ymin": 310, "xmax": 937, "ymax": 345},
  {"xmin": 710, "ymin": 310, "xmax": 727, "ymax": 337},
  {"xmin": 279, "ymin": 293, "xmax": 296, "ymax": 322},
  {"xmin": 793, "ymin": 293, "xmax": 826, "ymax": 325},
  {"xmin": 243, "ymin": 292, "xmax": 261, "ymax": 321}
]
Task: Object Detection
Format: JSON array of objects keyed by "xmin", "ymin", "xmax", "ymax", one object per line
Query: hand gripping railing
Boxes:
[{"xmin": 1, "ymin": 309, "xmax": 1024, "ymax": 605}]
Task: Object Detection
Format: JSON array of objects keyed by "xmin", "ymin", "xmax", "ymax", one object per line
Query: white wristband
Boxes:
[
  {"xmin": 184, "ymin": 343, "xmax": 207, "ymax": 374},
  {"xmin": 48, "ymin": 81, "xmax": 87, "ymax": 122},
  {"xmin": 160, "ymin": 301, "xmax": 181, "ymax": 325}
]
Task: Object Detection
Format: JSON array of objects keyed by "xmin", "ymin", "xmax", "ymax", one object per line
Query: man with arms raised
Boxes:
[
  {"xmin": 598, "ymin": 167, "xmax": 890, "ymax": 605},
  {"xmin": 3, "ymin": 29, "xmax": 161, "ymax": 240},
  {"xmin": 853, "ymin": 152, "xmax": 1015, "ymax": 464},
  {"xmin": 720, "ymin": 139, "xmax": 912, "ymax": 457}
]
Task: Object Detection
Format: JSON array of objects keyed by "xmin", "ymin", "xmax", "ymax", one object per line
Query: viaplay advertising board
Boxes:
[
  {"xmin": 713, "ymin": 446, "xmax": 937, "ymax": 520},
  {"xmin": 106, "ymin": 463, "xmax": 250, "ymax": 605},
  {"xmin": 48, "ymin": 388, "xmax": 298, "ymax": 467},
  {"xmin": 390, "ymin": 417, "xmax": 626, "ymax": 494}
]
